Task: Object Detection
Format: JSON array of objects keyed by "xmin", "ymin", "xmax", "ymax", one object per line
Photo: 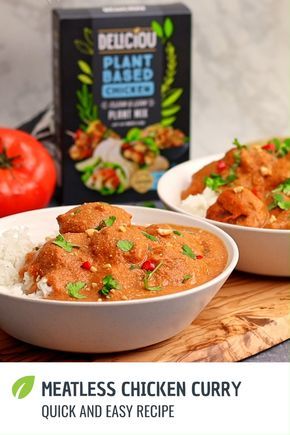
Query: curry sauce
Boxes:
[
  {"xmin": 182, "ymin": 138, "xmax": 290, "ymax": 229},
  {"xmin": 20, "ymin": 202, "xmax": 227, "ymax": 302}
]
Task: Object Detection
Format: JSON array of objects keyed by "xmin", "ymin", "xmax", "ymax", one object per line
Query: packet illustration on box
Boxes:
[{"xmin": 53, "ymin": 4, "xmax": 191, "ymax": 204}]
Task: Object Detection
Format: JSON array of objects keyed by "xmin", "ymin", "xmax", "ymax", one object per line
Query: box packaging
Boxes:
[{"xmin": 53, "ymin": 4, "xmax": 191, "ymax": 204}]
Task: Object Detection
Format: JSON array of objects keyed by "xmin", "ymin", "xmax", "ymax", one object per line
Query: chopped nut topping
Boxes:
[
  {"xmin": 233, "ymin": 186, "xmax": 244, "ymax": 193},
  {"xmin": 157, "ymin": 228, "xmax": 173, "ymax": 236},
  {"xmin": 110, "ymin": 289, "xmax": 116, "ymax": 293},
  {"xmin": 104, "ymin": 263, "xmax": 112, "ymax": 269},
  {"xmin": 91, "ymin": 282, "xmax": 98, "ymax": 288},
  {"xmin": 119, "ymin": 225, "xmax": 127, "ymax": 232},
  {"xmin": 121, "ymin": 295, "xmax": 128, "ymax": 300},
  {"xmin": 260, "ymin": 166, "xmax": 271, "ymax": 176},
  {"xmin": 97, "ymin": 298, "xmax": 103, "ymax": 302},
  {"xmin": 90, "ymin": 266, "xmax": 97, "ymax": 273},
  {"xmin": 85, "ymin": 228, "xmax": 96, "ymax": 236},
  {"xmin": 270, "ymin": 215, "xmax": 277, "ymax": 223}
]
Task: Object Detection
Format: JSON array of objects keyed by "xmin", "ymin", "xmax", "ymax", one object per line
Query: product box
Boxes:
[{"xmin": 53, "ymin": 4, "xmax": 191, "ymax": 204}]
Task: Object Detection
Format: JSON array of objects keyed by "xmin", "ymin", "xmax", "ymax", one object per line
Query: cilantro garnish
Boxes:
[
  {"xmin": 273, "ymin": 138, "xmax": 290, "ymax": 158},
  {"xmin": 182, "ymin": 274, "xmax": 192, "ymax": 283},
  {"xmin": 182, "ymin": 244, "xmax": 196, "ymax": 259},
  {"xmin": 53, "ymin": 235, "xmax": 79, "ymax": 253},
  {"xmin": 144, "ymin": 261, "xmax": 163, "ymax": 291},
  {"xmin": 268, "ymin": 194, "xmax": 290, "ymax": 211},
  {"xmin": 99, "ymin": 275, "xmax": 120, "ymax": 296},
  {"xmin": 272, "ymin": 178, "xmax": 290, "ymax": 196},
  {"xmin": 95, "ymin": 216, "xmax": 116, "ymax": 231},
  {"xmin": 173, "ymin": 230, "xmax": 183, "ymax": 236},
  {"xmin": 268, "ymin": 179, "xmax": 290, "ymax": 210},
  {"xmin": 233, "ymin": 138, "xmax": 246, "ymax": 150},
  {"xmin": 141, "ymin": 231, "xmax": 158, "ymax": 241},
  {"xmin": 67, "ymin": 281, "xmax": 87, "ymax": 299},
  {"xmin": 116, "ymin": 240, "xmax": 134, "ymax": 252},
  {"xmin": 204, "ymin": 174, "xmax": 228, "ymax": 191}
]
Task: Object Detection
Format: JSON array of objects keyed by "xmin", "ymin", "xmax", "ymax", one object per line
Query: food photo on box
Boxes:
[{"xmin": 0, "ymin": 0, "xmax": 289, "ymax": 364}]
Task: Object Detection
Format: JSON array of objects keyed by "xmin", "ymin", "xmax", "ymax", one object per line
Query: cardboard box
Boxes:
[{"xmin": 53, "ymin": 3, "xmax": 191, "ymax": 204}]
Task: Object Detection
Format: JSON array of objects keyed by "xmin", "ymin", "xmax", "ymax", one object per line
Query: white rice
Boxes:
[
  {"xmin": 180, "ymin": 187, "xmax": 218, "ymax": 218},
  {"xmin": 0, "ymin": 228, "xmax": 52, "ymax": 299}
]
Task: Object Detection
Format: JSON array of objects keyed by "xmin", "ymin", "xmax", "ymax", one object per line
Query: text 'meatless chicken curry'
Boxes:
[{"xmin": 20, "ymin": 203, "xmax": 227, "ymax": 302}]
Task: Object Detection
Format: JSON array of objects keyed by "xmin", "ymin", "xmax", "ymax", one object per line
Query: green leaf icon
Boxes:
[
  {"xmin": 78, "ymin": 60, "xmax": 92, "ymax": 76},
  {"xmin": 151, "ymin": 20, "xmax": 163, "ymax": 38},
  {"xmin": 12, "ymin": 376, "xmax": 35, "ymax": 399},
  {"xmin": 78, "ymin": 74, "xmax": 93, "ymax": 85},
  {"xmin": 164, "ymin": 17, "xmax": 174, "ymax": 38}
]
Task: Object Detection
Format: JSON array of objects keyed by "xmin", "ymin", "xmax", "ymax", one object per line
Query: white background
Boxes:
[{"xmin": 0, "ymin": 362, "xmax": 289, "ymax": 435}]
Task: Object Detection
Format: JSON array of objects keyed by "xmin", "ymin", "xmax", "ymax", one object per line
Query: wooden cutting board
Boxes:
[{"xmin": 0, "ymin": 272, "xmax": 289, "ymax": 362}]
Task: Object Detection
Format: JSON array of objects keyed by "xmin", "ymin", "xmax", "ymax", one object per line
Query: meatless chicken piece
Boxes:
[
  {"xmin": 206, "ymin": 187, "xmax": 270, "ymax": 227},
  {"xmin": 57, "ymin": 202, "xmax": 131, "ymax": 233}
]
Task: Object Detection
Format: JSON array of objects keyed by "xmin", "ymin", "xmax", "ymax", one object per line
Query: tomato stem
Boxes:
[{"xmin": 0, "ymin": 146, "xmax": 20, "ymax": 169}]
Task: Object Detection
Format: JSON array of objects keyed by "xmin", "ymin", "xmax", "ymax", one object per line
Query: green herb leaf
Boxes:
[
  {"xmin": 67, "ymin": 281, "xmax": 87, "ymax": 299},
  {"xmin": 182, "ymin": 274, "xmax": 192, "ymax": 283},
  {"xmin": 99, "ymin": 275, "xmax": 120, "ymax": 296},
  {"xmin": 126, "ymin": 127, "xmax": 141, "ymax": 141},
  {"xmin": 144, "ymin": 261, "xmax": 163, "ymax": 291},
  {"xmin": 53, "ymin": 235, "xmax": 79, "ymax": 253},
  {"xmin": 95, "ymin": 216, "xmax": 116, "ymax": 231},
  {"xmin": 182, "ymin": 244, "xmax": 196, "ymax": 259},
  {"xmin": 204, "ymin": 173, "xmax": 227, "ymax": 191},
  {"xmin": 272, "ymin": 178, "xmax": 290, "ymax": 196},
  {"xmin": 233, "ymin": 138, "xmax": 246, "ymax": 150},
  {"xmin": 103, "ymin": 275, "xmax": 120, "ymax": 289},
  {"xmin": 141, "ymin": 231, "xmax": 158, "ymax": 241},
  {"xmin": 116, "ymin": 240, "xmax": 134, "ymax": 252},
  {"xmin": 12, "ymin": 376, "xmax": 35, "ymax": 399},
  {"xmin": 273, "ymin": 137, "xmax": 290, "ymax": 158},
  {"xmin": 173, "ymin": 230, "xmax": 183, "ymax": 236},
  {"xmin": 269, "ymin": 193, "xmax": 290, "ymax": 211},
  {"xmin": 144, "ymin": 283, "xmax": 162, "ymax": 291}
]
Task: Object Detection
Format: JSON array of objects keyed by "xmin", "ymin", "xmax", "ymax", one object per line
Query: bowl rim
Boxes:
[
  {"xmin": 157, "ymin": 157, "xmax": 290, "ymax": 235},
  {"xmin": 0, "ymin": 204, "xmax": 239, "ymax": 307}
]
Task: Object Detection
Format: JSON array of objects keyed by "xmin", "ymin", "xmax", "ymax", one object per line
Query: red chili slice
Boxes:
[
  {"xmin": 81, "ymin": 261, "xmax": 91, "ymax": 270},
  {"xmin": 196, "ymin": 255, "xmax": 203, "ymax": 260},
  {"xmin": 216, "ymin": 160, "xmax": 227, "ymax": 172},
  {"xmin": 262, "ymin": 143, "xmax": 275, "ymax": 152},
  {"xmin": 141, "ymin": 260, "xmax": 157, "ymax": 272}
]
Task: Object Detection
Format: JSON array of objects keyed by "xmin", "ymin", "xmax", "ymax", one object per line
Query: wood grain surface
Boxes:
[{"xmin": 0, "ymin": 271, "xmax": 289, "ymax": 362}]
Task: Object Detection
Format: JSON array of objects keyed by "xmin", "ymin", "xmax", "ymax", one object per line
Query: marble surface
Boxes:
[{"xmin": 0, "ymin": 0, "xmax": 289, "ymax": 157}]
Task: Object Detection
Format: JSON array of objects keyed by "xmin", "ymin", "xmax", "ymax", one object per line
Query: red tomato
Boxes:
[{"xmin": 0, "ymin": 128, "xmax": 56, "ymax": 217}]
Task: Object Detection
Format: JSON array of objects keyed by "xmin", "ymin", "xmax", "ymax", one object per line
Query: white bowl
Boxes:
[
  {"xmin": 0, "ymin": 205, "xmax": 238, "ymax": 353},
  {"xmin": 157, "ymin": 156, "xmax": 290, "ymax": 277}
]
